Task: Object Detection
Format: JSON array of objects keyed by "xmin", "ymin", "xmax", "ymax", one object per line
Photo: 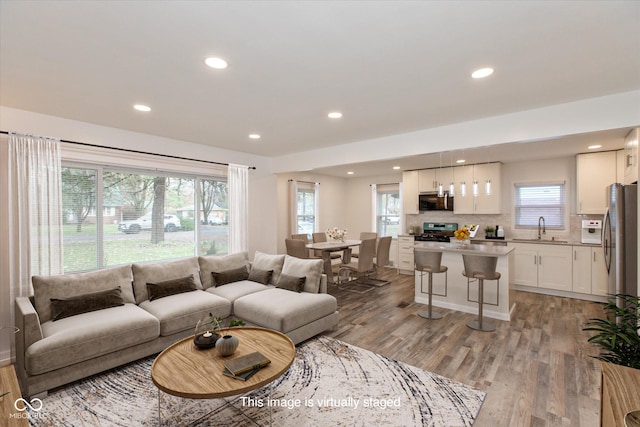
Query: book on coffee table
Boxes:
[
  {"xmin": 223, "ymin": 351, "xmax": 271, "ymax": 376},
  {"xmin": 223, "ymin": 366, "xmax": 262, "ymax": 381}
]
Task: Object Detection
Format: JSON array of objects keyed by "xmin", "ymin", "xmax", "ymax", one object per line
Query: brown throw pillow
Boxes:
[
  {"xmin": 248, "ymin": 268, "xmax": 273, "ymax": 285},
  {"xmin": 212, "ymin": 266, "xmax": 249, "ymax": 287},
  {"xmin": 147, "ymin": 275, "xmax": 198, "ymax": 301},
  {"xmin": 50, "ymin": 287, "xmax": 124, "ymax": 321},
  {"xmin": 276, "ymin": 274, "xmax": 306, "ymax": 293}
]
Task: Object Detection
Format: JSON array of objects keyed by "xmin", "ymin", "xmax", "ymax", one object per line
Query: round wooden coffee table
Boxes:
[{"xmin": 152, "ymin": 327, "xmax": 295, "ymax": 399}]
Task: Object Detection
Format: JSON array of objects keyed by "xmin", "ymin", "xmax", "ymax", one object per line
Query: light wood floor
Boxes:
[{"xmin": 323, "ymin": 267, "xmax": 605, "ymax": 427}]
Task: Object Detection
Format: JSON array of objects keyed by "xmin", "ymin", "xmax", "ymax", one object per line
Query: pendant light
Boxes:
[
  {"xmin": 485, "ymin": 179, "xmax": 492, "ymax": 196},
  {"xmin": 448, "ymin": 152, "xmax": 455, "ymax": 197},
  {"xmin": 437, "ymin": 153, "xmax": 444, "ymax": 197},
  {"xmin": 472, "ymin": 180, "xmax": 479, "ymax": 197}
]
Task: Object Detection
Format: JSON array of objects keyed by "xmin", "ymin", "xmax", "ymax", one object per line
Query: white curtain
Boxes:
[
  {"xmin": 8, "ymin": 133, "xmax": 63, "ymax": 295},
  {"xmin": 313, "ymin": 182, "xmax": 320, "ymax": 233},
  {"xmin": 289, "ymin": 180, "xmax": 298, "ymax": 236},
  {"xmin": 370, "ymin": 184, "xmax": 377, "ymax": 232},
  {"xmin": 228, "ymin": 164, "xmax": 249, "ymax": 253}
]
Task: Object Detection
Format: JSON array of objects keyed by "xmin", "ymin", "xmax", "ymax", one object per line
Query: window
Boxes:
[
  {"xmin": 296, "ymin": 185, "xmax": 316, "ymax": 238},
  {"xmin": 62, "ymin": 164, "xmax": 227, "ymax": 273},
  {"xmin": 375, "ymin": 184, "xmax": 400, "ymax": 237},
  {"xmin": 514, "ymin": 183, "xmax": 566, "ymax": 229}
]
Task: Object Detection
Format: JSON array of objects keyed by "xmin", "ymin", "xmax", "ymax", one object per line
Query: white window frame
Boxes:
[{"xmin": 513, "ymin": 181, "xmax": 567, "ymax": 230}]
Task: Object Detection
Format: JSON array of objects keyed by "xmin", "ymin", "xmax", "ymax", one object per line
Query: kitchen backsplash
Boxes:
[{"xmin": 406, "ymin": 211, "xmax": 603, "ymax": 243}]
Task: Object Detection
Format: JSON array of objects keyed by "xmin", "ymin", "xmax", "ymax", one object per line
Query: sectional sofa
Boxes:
[{"xmin": 14, "ymin": 251, "xmax": 339, "ymax": 398}]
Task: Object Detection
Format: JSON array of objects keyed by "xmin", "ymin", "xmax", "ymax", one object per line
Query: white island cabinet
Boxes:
[{"xmin": 414, "ymin": 242, "xmax": 515, "ymax": 321}]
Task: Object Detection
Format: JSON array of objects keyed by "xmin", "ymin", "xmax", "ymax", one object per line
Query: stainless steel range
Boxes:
[{"xmin": 414, "ymin": 222, "xmax": 458, "ymax": 242}]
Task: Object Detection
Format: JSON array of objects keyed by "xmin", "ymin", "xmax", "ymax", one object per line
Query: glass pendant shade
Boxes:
[
  {"xmin": 460, "ymin": 181, "xmax": 466, "ymax": 197},
  {"xmin": 485, "ymin": 180, "xmax": 492, "ymax": 196},
  {"xmin": 472, "ymin": 181, "xmax": 479, "ymax": 197},
  {"xmin": 449, "ymin": 182, "xmax": 455, "ymax": 197},
  {"xmin": 437, "ymin": 182, "xmax": 444, "ymax": 197}
]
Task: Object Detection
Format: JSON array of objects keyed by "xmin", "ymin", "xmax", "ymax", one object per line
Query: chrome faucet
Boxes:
[{"xmin": 538, "ymin": 216, "xmax": 546, "ymax": 239}]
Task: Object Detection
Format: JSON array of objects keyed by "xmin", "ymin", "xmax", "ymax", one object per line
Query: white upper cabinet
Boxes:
[
  {"xmin": 624, "ymin": 128, "xmax": 638, "ymax": 184},
  {"xmin": 576, "ymin": 151, "xmax": 617, "ymax": 214},
  {"xmin": 453, "ymin": 163, "xmax": 502, "ymax": 214},
  {"xmin": 418, "ymin": 167, "xmax": 455, "ymax": 193},
  {"xmin": 402, "ymin": 170, "xmax": 419, "ymax": 215},
  {"xmin": 418, "ymin": 169, "xmax": 437, "ymax": 192},
  {"xmin": 473, "ymin": 163, "xmax": 502, "ymax": 214}
]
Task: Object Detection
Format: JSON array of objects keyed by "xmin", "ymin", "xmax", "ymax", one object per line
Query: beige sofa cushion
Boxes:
[
  {"xmin": 252, "ymin": 252, "xmax": 285, "ymax": 284},
  {"xmin": 139, "ymin": 290, "xmax": 231, "ymax": 336},
  {"xmin": 26, "ymin": 304, "xmax": 159, "ymax": 375},
  {"xmin": 198, "ymin": 252, "xmax": 249, "ymax": 290},
  {"xmin": 206, "ymin": 280, "xmax": 271, "ymax": 304},
  {"xmin": 32, "ymin": 265, "xmax": 134, "ymax": 323},
  {"xmin": 234, "ymin": 288, "xmax": 337, "ymax": 333},
  {"xmin": 281, "ymin": 255, "xmax": 323, "ymax": 293},
  {"xmin": 132, "ymin": 257, "xmax": 202, "ymax": 304}
]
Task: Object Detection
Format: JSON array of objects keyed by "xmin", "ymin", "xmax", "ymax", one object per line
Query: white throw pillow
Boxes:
[
  {"xmin": 281, "ymin": 255, "xmax": 323, "ymax": 293},
  {"xmin": 252, "ymin": 252, "xmax": 285, "ymax": 285}
]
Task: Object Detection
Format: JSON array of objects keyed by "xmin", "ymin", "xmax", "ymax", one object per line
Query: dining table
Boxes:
[{"xmin": 306, "ymin": 239, "xmax": 361, "ymax": 284}]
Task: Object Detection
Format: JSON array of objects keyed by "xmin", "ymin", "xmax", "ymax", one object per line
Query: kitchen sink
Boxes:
[{"xmin": 511, "ymin": 238, "xmax": 568, "ymax": 244}]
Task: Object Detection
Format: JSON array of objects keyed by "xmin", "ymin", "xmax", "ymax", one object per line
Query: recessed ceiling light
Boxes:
[
  {"xmin": 456, "ymin": 159, "xmax": 466, "ymax": 164},
  {"xmin": 393, "ymin": 166, "xmax": 401, "ymax": 170},
  {"xmin": 133, "ymin": 104, "xmax": 151, "ymax": 112},
  {"xmin": 248, "ymin": 134, "xmax": 261, "ymax": 140},
  {"xmin": 588, "ymin": 144, "xmax": 602, "ymax": 150},
  {"xmin": 347, "ymin": 171, "xmax": 354, "ymax": 175},
  {"xmin": 328, "ymin": 112, "xmax": 343, "ymax": 119},
  {"xmin": 204, "ymin": 57, "xmax": 228, "ymax": 69},
  {"xmin": 471, "ymin": 67, "xmax": 494, "ymax": 79}
]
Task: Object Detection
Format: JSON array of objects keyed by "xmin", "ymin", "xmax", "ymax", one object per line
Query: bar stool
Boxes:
[
  {"xmin": 462, "ymin": 254, "xmax": 500, "ymax": 332},
  {"xmin": 414, "ymin": 249, "xmax": 448, "ymax": 320}
]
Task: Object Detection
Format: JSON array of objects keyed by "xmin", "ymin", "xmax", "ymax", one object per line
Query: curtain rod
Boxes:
[
  {"xmin": 288, "ymin": 179, "xmax": 319, "ymax": 185},
  {"xmin": 0, "ymin": 130, "xmax": 256, "ymax": 170}
]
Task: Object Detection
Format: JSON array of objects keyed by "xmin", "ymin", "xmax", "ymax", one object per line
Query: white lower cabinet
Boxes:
[
  {"xmin": 511, "ymin": 243, "xmax": 572, "ymax": 292},
  {"xmin": 397, "ymin": 236, "xmax": 415, "ymax": 274},
  {"xmin": 573, "ymin": 246, "xmax": 608, "ymax": 295},
  {"xmin": 512, "ymin": 242, "xmax": 608, "ymax": 298}
]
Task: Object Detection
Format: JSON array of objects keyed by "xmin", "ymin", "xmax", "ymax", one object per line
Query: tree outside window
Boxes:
[{"xmin": 297, "ymin": 188, "xmax": 315, "ymax": 239}]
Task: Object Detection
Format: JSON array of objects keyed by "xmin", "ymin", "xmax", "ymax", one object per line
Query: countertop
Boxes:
[
  {"xmin": 400, "ymin": 235, "xmax": 601, "ymax": 247},
  {"xmin": 414, "ymin": 241, "xmax": 515, "ymax": 257}
]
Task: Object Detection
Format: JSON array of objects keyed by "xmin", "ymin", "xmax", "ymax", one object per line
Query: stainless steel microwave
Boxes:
[{"xmin": 419, "ymin": 192, "xmax": 454, "ymax": 211}]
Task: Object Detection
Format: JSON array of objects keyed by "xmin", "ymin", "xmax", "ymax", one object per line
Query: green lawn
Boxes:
[{"xmin": 63, "ymin": 227, "xmax": 228, "ymax": 272}]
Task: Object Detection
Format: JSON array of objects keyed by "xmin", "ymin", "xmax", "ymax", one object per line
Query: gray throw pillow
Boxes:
[
  {"xmin": 147, "ymin": 275, "xmax": 198, "ymax": 301},
  {"xmin": 248, "ymin": 268, "xmax": 273, "ymax": 285},
  {"xmin": 212, "ymin": 266, "xmax": 249, "ymax": 287},
  {"xmin": 50, "ymin": 287, "xmax": 124, "ymax": 321},
  {"xmin": 276, "ymin": 274, "xmax": 306, "ymax": 293}
]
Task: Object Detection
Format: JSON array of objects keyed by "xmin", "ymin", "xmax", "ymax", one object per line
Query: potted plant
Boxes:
[
  {"xmin": 583, "ymin": 294, "xmax": 640, "ymax": 369},
  {"xmin": 484, "ymin": 226, "xmax": 495, "ymax": 238}
]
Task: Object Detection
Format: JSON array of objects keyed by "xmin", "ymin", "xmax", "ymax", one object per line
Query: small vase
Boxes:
[{"xmin": 216, "ymin": 335, "xmax": 239, "ymax": 356}]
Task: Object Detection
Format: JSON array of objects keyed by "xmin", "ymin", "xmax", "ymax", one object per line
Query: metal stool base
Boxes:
[
  {"xmin": 417, "ymin": 310, "xmax": 442, "ymax": 320},
  {"xmin": 466, "ymin": 320, "xmax": 495, "ymax": 332}
]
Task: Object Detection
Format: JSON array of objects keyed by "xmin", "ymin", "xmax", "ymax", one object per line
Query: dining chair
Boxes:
[
  {"xmin": 373, "ymin": 236, "xmax": 392, "ymax": 271},
  {"xmin": 291, "ymin": 234, "xmax": 309, "ymax": 242},
  {"xmin": 338, "ymin": 238, "xmax": 376, "ymax": 283},
  {"xmin": 285, "ymin": 238, "xmax": 311, "ymax": 259},
  {"xmin": 312, "ymin": 232, "xmax": 342, "ymax": 260},
  {"xmin": 352, "ymin": 232, "xmax": 378, "ymax": 258}
]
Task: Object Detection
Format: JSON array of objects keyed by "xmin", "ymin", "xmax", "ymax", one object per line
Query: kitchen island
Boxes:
[{"xmin": 414, "ymin": 241, "xmax": 515, "ymax": 321}]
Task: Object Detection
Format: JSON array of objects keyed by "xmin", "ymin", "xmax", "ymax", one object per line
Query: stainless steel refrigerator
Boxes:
[{"xmin": 603, "ymin": 183, "xmax": 638, "ymax": 306}]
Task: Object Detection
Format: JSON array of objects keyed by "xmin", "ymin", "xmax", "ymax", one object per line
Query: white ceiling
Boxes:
[{"xmin": 1, "ymin": 1, "xmax": 639, "ymax": 169}]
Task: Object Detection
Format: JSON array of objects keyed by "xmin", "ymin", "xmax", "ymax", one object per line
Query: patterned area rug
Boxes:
[{"xmin": 28, "ymin": 336, "xmax": 485, "ymax": 426}]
